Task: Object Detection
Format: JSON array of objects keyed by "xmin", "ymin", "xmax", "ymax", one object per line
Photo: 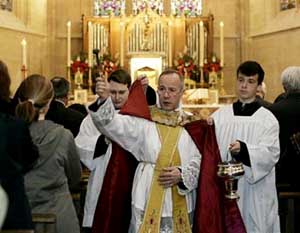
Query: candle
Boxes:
[
  {"xmin": 88, "ymin": 21, "xmax": 93, "ymax": 67},
  {"xmin": 199, "ymin": 21, "xmax": 204, "ymax": 67},
  {"xmin": 168, "ymin": 21, "xmax": 173, "ymax": 67},
  {"xmin": 220, "ymin": 21, "xmax": 224, "ymax": 67},
  {"xmin": 67, "ymin": 21, "xmax": 71, "ymax": 67},
  {"xmin": 21, "ymin": 38, "xmax": 27, "ymax": 67},
  {"xmin": 120, "ymin": 22, "xmax": 125, "ymax": 67}
]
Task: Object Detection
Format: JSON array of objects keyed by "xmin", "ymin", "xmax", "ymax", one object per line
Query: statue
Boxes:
[
  {"xmin": 74, "ymin": 67, "xmax": 83, "ymax": 89},
  {"xmin": 209, "ymin": 67, "xmax": 218, "ymax": 89}
]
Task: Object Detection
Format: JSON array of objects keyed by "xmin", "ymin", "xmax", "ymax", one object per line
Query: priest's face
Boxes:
[
  {"xmin": 157, "ymin": 73, "xmax": 184, "ymax": 111},
  {"xmin": 109, "ymin": 80, "xmax": 129, "ymax": 109},
  {"xmin": 236, "ymin": 72, "xmax": 259, "ymax": 103}
]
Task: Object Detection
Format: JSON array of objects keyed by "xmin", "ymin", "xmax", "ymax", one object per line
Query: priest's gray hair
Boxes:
[{"xmin": 281, "ymin": 66, "xmax": 300, "ymax": 93}]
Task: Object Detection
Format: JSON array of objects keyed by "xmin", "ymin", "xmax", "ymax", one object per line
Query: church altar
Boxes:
[{"xmin": 69, "ymin": 2, "xmax": 232, "ymax": 114}]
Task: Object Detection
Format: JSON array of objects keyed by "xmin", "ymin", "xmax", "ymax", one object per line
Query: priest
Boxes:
[{"xmin": 90, "ymin": 69, "xmax": 246, "ymax": 233}]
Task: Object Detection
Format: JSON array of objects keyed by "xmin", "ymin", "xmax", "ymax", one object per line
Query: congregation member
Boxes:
[
  {"xmin": 269, "ymin": 66, "xmax": 300, "ymax": 191},
  {"xmin": 46, "ymin": 76, "xmax": 85, "ymax": 137},
  {"xmin": 0, "ymin": 60, "xmax": 39, "ymax": 230},
  {"xmin": 256, "ymin": 81, "xmax": 272, "ymax": 108},
  {"xmin": 211, "ymin": 61, "xmax": 280, "ymax": 233},
  {"xmin": 15, "ymin": 74, "xmax": 82, "ymax": 233},
  {"xmin": 90, "ymin": 69, "xmax": 245, "ymax": 233},
  {"xmin": 0, "ymin": 185, "xmax": 8, "ymax": 229}
]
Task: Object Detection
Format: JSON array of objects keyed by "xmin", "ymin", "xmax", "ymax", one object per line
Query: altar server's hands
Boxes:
[
  {"xmin": 136, "ymin": 74, "xmax": 149, "ymax": 94},
  {"xmin": 95, "ymin": 75, "xmax": 110, "ymax": 101},
  {"xmin": 229, "ymin": 140, "xmax": 241, "ymax": 154},
  {"xmin": 207, "ymin": 117, "xmax": 214, "ymax": 125},
  {"xmin": 158, "ymin": 167, "xmax": 182, "ymax": 188}
]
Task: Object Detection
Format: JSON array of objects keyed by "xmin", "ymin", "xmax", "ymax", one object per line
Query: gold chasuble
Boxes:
[{"xmin": 139, "ymin": 108, "xmax": 194, "ymax": 233}]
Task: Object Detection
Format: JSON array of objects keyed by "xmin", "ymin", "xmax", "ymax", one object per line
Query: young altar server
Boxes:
[
  {"xmin": 75, "ymin": 69, "xmax": 155, "ymax": 232},
  {"xmin": 211, "ymin": 61, "xmax": 280, "ymax": 233}
]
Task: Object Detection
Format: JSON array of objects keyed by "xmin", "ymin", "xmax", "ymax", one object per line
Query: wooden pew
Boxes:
[
  {"xmin": 0, "ymin": 230, "xmax": 34, "ymax": 233},
  {"xmin": 278, "ymin": 191, "xmax": 300, "ymax": 233},
  {"xmin": 32, "ymin": 213, "xmax": 56, "ymax": 233}
]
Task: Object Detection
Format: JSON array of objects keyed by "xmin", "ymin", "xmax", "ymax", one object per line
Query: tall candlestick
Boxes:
[
  {"xmin": 199, "ymin": 21, "xmax": 204, "ymax": 67},
  {"xmin": 88, "ymin": 21, "xmax": 93, "ymax": 67},
  {"xmin": 21, "ymin": 38, "xmax": 27, "ymax": 67},
  {"xmin": 220, "ymin": 21, "xmax": 224, "ymax": 67},
  {"xmin": 120, "ymin": 22, "xmax": 125, "ymax": 67},
  {"xmin": 168, "ymin": 21, "xmax": 173, "ymax": 67},
  {"xmin": 67, "ymin": 21, "xmax": 71, "ymax": 67}
]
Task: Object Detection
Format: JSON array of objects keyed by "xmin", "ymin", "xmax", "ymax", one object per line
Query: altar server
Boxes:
[{"xmin": 211, "ymin": 61, "xmax": 280, "ymax": 233}]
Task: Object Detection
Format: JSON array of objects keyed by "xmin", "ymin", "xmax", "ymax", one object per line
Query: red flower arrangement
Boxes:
[
  {"xmin": 96, "ymin": 52, "xmax": 119, "ymax": 76},
  {"xmin": 174, "ymin": 52, "xmax": 198, "ymax": 78},
  {"xmin": 101, "ymin": 54, "xmax": 119, "ymax": 75},
  {"xmin": 71, "ymin": 55, "xmax": 89, "ymax": 75},
  {"xmin": 203, "ymin": 55, "xmax": 222, "ymax": 73}
]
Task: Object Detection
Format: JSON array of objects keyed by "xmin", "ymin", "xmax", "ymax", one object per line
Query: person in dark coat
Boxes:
[
  {"xmin": 269, "ymin": 66, "xmax": 300, "ymax": 191},
  {"xmin": 45, "ymin": 76, "xmax": 85, "ymax": 137},
  {"xmin": 15, "ymin": 74, "xmax": 81, "ymax": 233},
  {"xmin": 0, "ymin": 60, "xmax": 39, "ymax": 230}
]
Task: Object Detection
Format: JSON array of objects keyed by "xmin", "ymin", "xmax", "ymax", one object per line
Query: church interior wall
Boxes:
[
  {"xmin": 0, "ymin": 0, "xmax": 48, "ymax": 93},
  {"xmin": 246, "ymin": 0, "xmax": 300, "ymax": 101},
  {"xmin": 203, "ymin": 0, "xmax": 242, "ymax": 95}
]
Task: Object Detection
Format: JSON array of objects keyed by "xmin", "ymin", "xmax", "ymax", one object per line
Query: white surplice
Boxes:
[
  {"xmin": 90, "ymin": 97, "xmax": 201, "ymax": 233},
  {"xmin": 75, "ymin": 114, "xmax": 112, "ymax": 227},
  {"xmin": 212, "ymin": 105, "xmax": 281, "ymax": 233}
]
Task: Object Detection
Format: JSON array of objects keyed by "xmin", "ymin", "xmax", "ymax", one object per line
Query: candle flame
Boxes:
[
  {"xmin": 220, "ymin": 21, "xmax": 224, "ymax": 27},
  {"xmin": 67, "ymin": 21, "xmax": 71, "ymax": 27}
]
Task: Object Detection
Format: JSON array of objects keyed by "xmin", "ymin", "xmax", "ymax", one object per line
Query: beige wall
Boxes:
[
  {"xmin": 0, "ymin": 0, "xmax": 92, "ymax": 95},
  {"xmin": 2, "ymin": 0, "xmax": 300, "ymax": 100},
  {"xmin": 0, "ymin": 0, "xmax": 47, "ymax": 93},
  {"xmin": 245, "ymin": 0, "xmax": 300, "ymax": 102},
  {"xmin": 202, "ymin": 0, "xmax": 242, "ymax": 95}
]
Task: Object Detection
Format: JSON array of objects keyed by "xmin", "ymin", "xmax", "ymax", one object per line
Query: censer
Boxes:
[{"xmin": 217, "ymin": 151, "xmax": 245, "ymax": 199}]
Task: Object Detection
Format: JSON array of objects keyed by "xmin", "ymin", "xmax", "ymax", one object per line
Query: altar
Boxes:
[{"xmin": 68, "ymin": 1, "xmax": 232, "ymax": 114}]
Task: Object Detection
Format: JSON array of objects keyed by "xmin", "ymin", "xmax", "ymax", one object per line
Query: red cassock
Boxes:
[{"xmin": 91, "ymin": 81, "xmax": 246, "ymax": 233}]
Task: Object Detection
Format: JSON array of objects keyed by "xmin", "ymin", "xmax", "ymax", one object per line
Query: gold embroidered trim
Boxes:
[{"xmin": 150, "ymin": 106, "xmax": 201, "ymax": 127}]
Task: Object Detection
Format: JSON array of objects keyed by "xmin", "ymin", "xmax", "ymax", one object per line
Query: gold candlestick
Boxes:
[{"xmin": 88, "ymin": 66, "xmax": 93, "ymax": 95}]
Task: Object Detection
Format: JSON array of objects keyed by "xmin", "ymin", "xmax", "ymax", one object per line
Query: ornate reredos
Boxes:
[{"xmin": 125, "ymin": 6, "xmax": 170, "ymax": 55}]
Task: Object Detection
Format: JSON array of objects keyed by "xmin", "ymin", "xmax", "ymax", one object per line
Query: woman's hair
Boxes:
[
  {"xmin": 0, "ymin": 60, "xmax": 11, "ymax": 101},
  {"xmin": 15, "ymin": 74, "xmax": 54, "ymax": 124}
]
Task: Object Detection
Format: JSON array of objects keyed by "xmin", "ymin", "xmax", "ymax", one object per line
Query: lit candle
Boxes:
[
  {"xmin": 168, "ymin": 21, "xmax": 173, "ymax": 67},
  {"xmin": 220, "ymin": 21, "xmax": 224, "ymax": 67},
  {"xmin": 88, "ymin": 21, "xmax": 93, "ymax": 67},
  {"xmin": 120, "ymin": 22, "xmax": 125, "ymax": 67},
  {"xmin": 67, "ymin": 21, "xmax": 71, "ymax": 67},
  {"xmin": 21, "ymin": 38, "xmax": 27, "ymax": 67},
  {"xmin": 199, "ymin": 21, "xmax": 204, "ymax": 67}
]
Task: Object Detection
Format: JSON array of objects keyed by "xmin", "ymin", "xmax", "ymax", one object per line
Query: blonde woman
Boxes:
[{"xmin": 15, "ymin": 74, "xmax": 81, "ymax": 233}]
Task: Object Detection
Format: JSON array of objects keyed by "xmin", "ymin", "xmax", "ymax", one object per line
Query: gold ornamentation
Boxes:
[{"xmin": 150, "ymin": 106, "xmax": 201, "ymax": 127}]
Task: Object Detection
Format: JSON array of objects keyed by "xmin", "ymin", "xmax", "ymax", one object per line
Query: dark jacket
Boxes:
[
  {"xmin": 46, "ymin": 100, "xmax": 85, "ymax": 137},
  {"xmin": 0, "ymin": 112, "xmax": 39, "ymax": 229},
  {"xmin": 269, "ymin": 92, "xmax": 300, "ymax": 191}
]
